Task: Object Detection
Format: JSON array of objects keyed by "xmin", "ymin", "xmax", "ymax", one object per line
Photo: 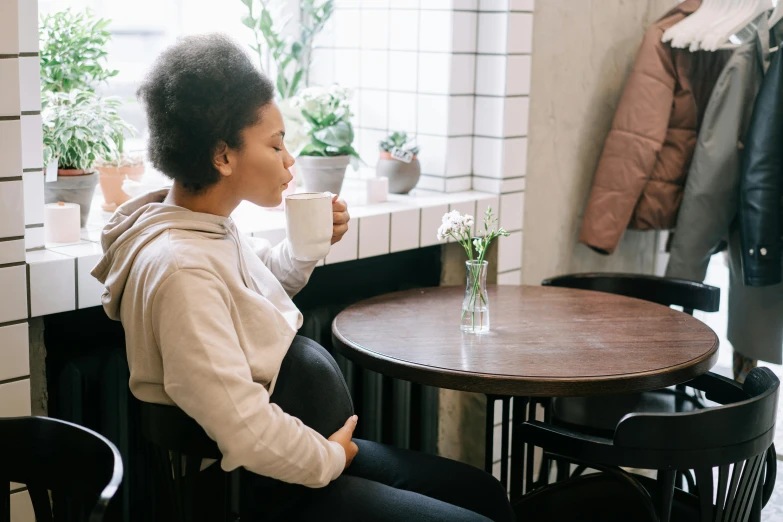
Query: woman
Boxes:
[{"xmin": 92, "ymin": 34, "xmax": 515, "ymax": 522}]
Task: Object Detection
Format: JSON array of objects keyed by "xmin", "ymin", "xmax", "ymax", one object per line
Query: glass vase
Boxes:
[{"xmin": 461, "ymin": 260, "xmax": 489, "ymax": 334}]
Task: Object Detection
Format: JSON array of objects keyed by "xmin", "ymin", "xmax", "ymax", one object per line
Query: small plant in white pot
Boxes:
[
  {"xmin": 42, "ymin": 90, "xmax": 134, "ymax": 226},
  {"xmin": 292, "ymin": 85, "xmax": 360, "ymax": 194},
  {"xmin": 377, "ymin": 131, "xmax": 421, "ymax": 195}
]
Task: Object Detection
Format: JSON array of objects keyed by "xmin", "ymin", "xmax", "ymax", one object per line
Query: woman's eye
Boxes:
[{"xmin": 273, "ymin": 147, "xmax": 282, "ymax": 152}]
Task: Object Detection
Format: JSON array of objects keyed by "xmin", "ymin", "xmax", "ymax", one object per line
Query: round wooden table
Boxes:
[
  {"xmin": 332, "ymin": 285, "xmax": 719, "ymax": 502},
  {"xmin": 332, "ymin": 285, "xmax": 719, "ymax": 397}
]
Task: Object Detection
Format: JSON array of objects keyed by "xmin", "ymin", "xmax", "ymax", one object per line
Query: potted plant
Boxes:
[
  {"xmin": 95, "ymin": 151, "xmax": 145, "ymax": 212},
  {"xmin": 292, "ymin": 85, "xmax": 360, "ymax": 194},
  {"xmin": 377, "ymin": 131, "xmax": 421, "ymax": 195},
  {"xmin": 42, "ymin": 90, "xmax": 135, "ymax": 226}
]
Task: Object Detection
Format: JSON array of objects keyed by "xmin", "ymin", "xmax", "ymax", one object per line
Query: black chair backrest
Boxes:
[
  {"xmin": 542, "ymin": 273, "xmax": 720, "ymax": 314},
  {"xmin": 615, "ymin": 368, "xmax": 779, "ymax": 453},
  {"xmin": 615, "ymin": 368, "xmax": 779, "ymax": 522},
  {"xmin": 0, "ymin": 416, "xmax": 123, "ymax": 522}
]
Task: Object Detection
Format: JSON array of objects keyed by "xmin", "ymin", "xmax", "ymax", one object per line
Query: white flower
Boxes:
[{"xmin": 438, "ymin": 211, "xmax": 474, "ymax": 240}]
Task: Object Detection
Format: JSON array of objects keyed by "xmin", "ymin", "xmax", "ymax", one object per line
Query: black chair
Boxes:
[
  {"xmin": 139, "ymin": 401, "xmax": 239, "ymax": 522},
  {"xmin": 541, "ymin": 273, "xmax": 721, "ymax": 436},
  {"xmin": 0, "ymin": 416, "xmax": 123, "ymax": 522},
  {"xmin": 516, "ymin": 367, "xmax": 779, "ymax": 522}
]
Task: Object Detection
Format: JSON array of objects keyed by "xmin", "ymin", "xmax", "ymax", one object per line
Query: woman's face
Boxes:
[{"xmin": 227, "ymin": 102, "xmax": 295, "ymax": 207}]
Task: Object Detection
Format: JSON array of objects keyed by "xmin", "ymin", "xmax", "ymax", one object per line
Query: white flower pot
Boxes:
[{"xmin": 296, "ymin": 155, "xmax": 350, "ymax": 195}]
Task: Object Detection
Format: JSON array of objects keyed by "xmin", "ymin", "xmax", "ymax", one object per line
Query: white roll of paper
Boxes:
[{"xmin": 44, "ymin": 202, "xmax": 81, "ymax": 244}]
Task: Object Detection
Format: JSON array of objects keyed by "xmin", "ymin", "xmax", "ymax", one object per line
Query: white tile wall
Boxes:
[
  {"xmin": 22, "ymin": 172, "xmax": 44, "ymax": 225},
  {"xmin": 417, "ymin": 94, "xmax": 449, "ymax": 135},
  {"xmin": 503, "ymin": 137, "xmax": 528, "ymax": 177},
  {"xmin": 18, "ymin": 57, "xmax": 41, "ymax": 112},
  {"xmin": 448, "ymin": 96, "xmax": 474, "ymax": 135},
  {"xmin": 480, "ymin": 0, "xmax": 509, "ymax": 10},
  {"xmin": 390, "ymin": 10, "xmax": 419, "ymax": 51},
  {"xmin": 360, "ymin": 50, "xmax": 388, "ymax": 89},
  {"xmin": 475, "ymin": 195, "xmax": 500, "ymax": 229},
  {"xmin": 359, "ymin": 214, "xmax": 391, "ymax": 258},
  {"xmin": 388, "ymin": 51, "xmax": 418, "ymax": 92},
  {"xmin": 450, "ymin": 200, "xmax": 477, "ymax": 222},
  {"xmin": 0, "ymin": 239, "xmax": 25, "ymax": 265},
  {"xmin": 390, "ymin": 209, "xmax": 421, "ymax": 252},
  {"xmin": 0, "ymin": 323, "xmax": 29, "ymax": 381},
  {"xmin": 474, "ymin": 96, "xmax": 504, "ymax": 137},
  {"xmin": 510, "ymin": 0, "xmax": 534, "ymax": 11},
  {"xmin": 334, "ymin": 49, "xmax": 361, "ymax": 86},
  {"xmin": 498, "ymin": 230, "xmax": 523, "ymax": 272},
  {"xmin": 475, "ymin": 55, "xmax": 506, "ymax": 96},
  {"xmin": 335, "ymin": 9, "xmax": 361, "ymax": 47},
  {"xmin": 0, "ymin": 120, "xmax": 23, "ymax": 179},
  {"xmin": 477, "ymin": 13, "xmax": 508, "ymax": 54},
  {"xmin": 418, "ymin": 53, "xmax": 451, "ymax": 94},
  {"xmin": 417, "ymin": 135, "xmax": 447, "ymax": 175},
  {"xmin": 507, "ymin": 12, "xmax": 533, "ymax": 54},
  {"xmin": 500, "ymin": 191, "xmax": 524, "ymax": 231},
  {"xmin": 445, "ymin": 137, "xmax": 473, "ymax": 176},
  {"xmin": 417, "ymin": 175, "xmax": 446, "ymax": 192},
  {"xmin": 420, "ymin": 204, "xmax": 449, "ymax": 247},
  {"xmin": 0, "ymin": 1, "xmax": 20, "ymax": 54},
  {"xmin": 419, "ymin": 11, "xmax": 452, "ymax": 52},
  {"xmin": 504, "ymin": 96, "xmax": 529, "ymax": 136},
  {"xmin": 309, "ymin": 49, "xmax": 335, "ymax": 86},
  {"xmin": 451, "ymin": 11, "xmax": 477, "ymax": 53},
  {"xmin": 27, "ymin": 250, "xmax": 76, "ymax": 317},
  {"xmin": 445, "ymin": 176, "xmax": 472, "ymax": 192},
  {"xmin": 23, "ymin": 227, "xmax": 44, "ymax": 251},
  {"xmin": 325, "ymin": 218, "xmax": 359, "ymax": 264},
  {"xmin": 0, "ymin": 180, "xmax": 25, "ymax": 238},
  {"xmin": 20, "ymin": 114, "xmax": 42, "ymax": 169},
  {"xmin": 361, "ymin": 10, "xmax": 390, "ymax": 50},
  {"xmin": 388, "ymin": 92, "xmax": 417, "ymax": 131},
  {"xmin": 17, "ymin": 0, "xmax": 39, "ymax": 53},
  {"xmin": 359, "ymin": 89, "xmax": 388, "ymax": 128},
  {"xmin": 473, "ymin": 176, "xmax": 525, "ymax": 194},
  {"xmin": 0, "ymin": 59, "xmax": 21, "ymax": 116},
  {"xmin": 506, "ymin": 55, "xmax": 531, "ymax": 95},
  {"xmin": 10, "ymin": 490, "xmax": 34, "ymax": 522},
  {"xmin": 0, "ymin": 379, "xmax": 31, "ymax": 417}
]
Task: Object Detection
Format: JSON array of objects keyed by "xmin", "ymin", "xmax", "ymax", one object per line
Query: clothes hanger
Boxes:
[
  {"xmin": 704, "ymin": 0, "xmax": 773, "ymax": 51},
  {"xmin": 698, "ymin": 0, "xmax": 752, "ymax": 50},
  {"xmin": 664, "ymin": 0, "xmax": 719, "ymax": 47},
  {"xmin": 769, "ymin": 0, "xmax": 783, "ymax": 27},
  {"xmin": 685, "ymin": 0, "xmax": 735, "ymax": 50}
]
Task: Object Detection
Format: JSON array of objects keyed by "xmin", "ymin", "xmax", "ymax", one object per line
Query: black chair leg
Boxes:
[
  {"xmin": 659, "ymin": 469, "xmax": 675, "ymax": 522},
  {"xmin": 694, "ymin": 467, "xmax": 714, "ymax": 522}
]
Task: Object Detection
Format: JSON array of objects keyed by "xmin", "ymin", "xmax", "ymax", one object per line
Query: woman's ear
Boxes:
[{"xmin": 212, "ymin": 141, "xmax": 234, "ymax": 177}]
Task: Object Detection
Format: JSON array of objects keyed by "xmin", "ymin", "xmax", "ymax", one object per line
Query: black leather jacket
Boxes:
[{"xmin": 739, "ymin": 45, "xmax": 783, "ymax": 286}]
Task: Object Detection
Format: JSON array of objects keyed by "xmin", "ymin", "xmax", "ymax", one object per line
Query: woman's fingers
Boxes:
[{"xmin": 333, "ymin": 210, "xmax": 350, "ymax": 225}]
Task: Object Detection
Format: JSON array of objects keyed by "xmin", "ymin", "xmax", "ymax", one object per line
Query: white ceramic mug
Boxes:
[{"xmin": 285, "ymin": 192, "xmax": 333, "ymax": 261}]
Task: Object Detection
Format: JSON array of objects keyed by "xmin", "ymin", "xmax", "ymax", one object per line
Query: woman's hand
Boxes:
[
  {"xmin": 328, "ymin": 415, "xmax": 359, "ymax": 469},
  {"xmin": 331, "ymin": 195, "xmax": 350, "ymax": 245}
]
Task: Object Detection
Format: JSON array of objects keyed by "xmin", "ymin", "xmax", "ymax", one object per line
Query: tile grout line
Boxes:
[
  {"xmin": 0, "ymin": 236, "xmax": 25, "ymax": 243},
  {"xmin": 26, "ymin": 263, "xmax": 31, "ymax": 318},
  {"xmin": 74, "ymin": 258, "xmax": 79, "ymax": 310},
  {"xmin": 0, "ymin": 318, "xmax": 27, "ymax": 329},
  {"xmin": 0, "ymin": 375, "xmax": 30, "ymax": 386}
]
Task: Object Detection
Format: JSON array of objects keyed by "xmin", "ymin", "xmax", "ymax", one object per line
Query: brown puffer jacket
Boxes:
[{"xmin": 579, "ymin": 0, "xmax": 727, "ymax": 254}]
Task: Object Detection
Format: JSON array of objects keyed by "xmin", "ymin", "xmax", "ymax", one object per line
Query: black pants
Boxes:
[{"xmin": 240, "ymin": 336, "xmax": 516, "ymax": 522}]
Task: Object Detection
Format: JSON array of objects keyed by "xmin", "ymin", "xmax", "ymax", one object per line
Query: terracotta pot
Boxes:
[
  {"xmin": 98, "ymin": 165, "xmax": 145, "ymax": 211},
  {"xmin": 376, "ymin": 152, "xmax": 421, "ymax": 195},
  {"xmin": 57, "ymin": 168, "xmax": 93, "ymax": 176}
]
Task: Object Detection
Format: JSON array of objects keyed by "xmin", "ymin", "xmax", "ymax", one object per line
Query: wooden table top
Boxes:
[{"xmin": 331, "ymin": 285, "xmax": 719, "ymax": 397}]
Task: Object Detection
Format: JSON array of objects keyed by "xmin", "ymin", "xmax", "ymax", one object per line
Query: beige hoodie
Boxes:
[{"xmin": 91, "ymin": 189, "xmax": 346, "ymax": 488}]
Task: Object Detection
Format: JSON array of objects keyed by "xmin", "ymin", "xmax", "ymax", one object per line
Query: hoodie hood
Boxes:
[{"xmin": 91, "ymin": 189, "xmax": 230, "ymax": 320}]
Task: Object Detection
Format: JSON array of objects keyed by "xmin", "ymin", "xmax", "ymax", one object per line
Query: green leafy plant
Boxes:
[
  {"xmin": 379, "ymin": 131, "xmax": 420, "ymax": 155},
  {"xmin": 39, "ymin": 8, "xmax": 118, "ymax": 93},
  {"xmin": 292, "ymin": 86, "xmax": 359, "ymax": 158},
  {"xmin": 42, "ymin": 90, "xmax": 135, "ymax": 171},
  {"xmin": 240, "ymin": 0, "xmax": 334, "ymax": 99}
]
